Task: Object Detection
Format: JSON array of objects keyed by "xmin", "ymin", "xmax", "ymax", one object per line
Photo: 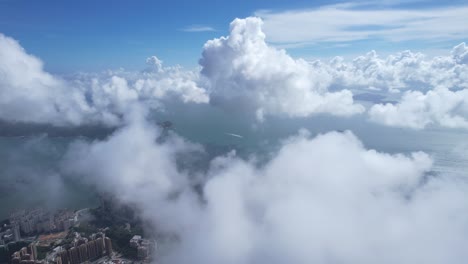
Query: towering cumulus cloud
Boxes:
[
  {"xmin": 62, "ymin": 110, "xmax": 468, "ymax": 264},
  {"xmin": 199, "ymin": 17, "xmax": 364, "ymax": 121}
]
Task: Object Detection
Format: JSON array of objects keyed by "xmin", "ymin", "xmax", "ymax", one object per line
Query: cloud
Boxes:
[
  {"xmin": 369, "ymin": 87, "xmax": 468, "ymax": 129},
  {"xmin": 182, "ymin": 25, "xmax": 216, "ymax": 32},
  {"xmin": 62, "ymin": 106, "xmax": 204, "ymax": 234},
  {"xmin": 61, "ymin": 110, "xmax": 468, "ymax": 264},
  {"xmin": 256, "ymin": 3, "xmax": 468, "ymax": 46},
  {"xmin": 321, "ymin": 42, "xmax": 468, "ymax": 93},
  {"xmin": 199, "ymin": 17, "xmax": 364, "ymax": 120},
  {"xmin": 0, "ymin": 34, "xmax": 208, "ymax": 126},
  {"xmin": 0, "ymin": 34, "xmax": 91, "ymax": 125},
  {"xmin": 2, "ymin": 18, "xmax": 466, "ymax": 129},
  {"xmin": 363, "ymin": 43, "xmax": 468, "ymax": 129}
]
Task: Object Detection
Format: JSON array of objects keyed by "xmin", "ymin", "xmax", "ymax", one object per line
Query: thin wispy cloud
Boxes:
[
  {"xmin": 256, "ymin": 2, "xmax": 468, "ymax": 46},
  {"xmin": 181, "ymin": 25, "xmax": 216, "ymax": 32}
]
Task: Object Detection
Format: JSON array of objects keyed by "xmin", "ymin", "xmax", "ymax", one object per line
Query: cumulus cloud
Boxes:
[
  {"xmin": 0, "ymin": 34, "xmax": 92, "ymax": 125},
  {"xmin": 324, "ymin": 42, "xmax": 468, "ymax": 93},
  {"xmin": 3, "ymin": 19, "xmax": 467, "ymax": 129},
  {"xmin": 362, "ymin": 43, "xmax": 468, "ymax": 130},
  {"xmin": 0, "ymin": 34, "xmax": 208, "ymax": 126},
  {"xmin": 199, "ymin": 17, "xmax": 364, "ymax": 120},
  {"xmin": 62, "ymin": 110, "xmax": 468, "ymax": 264},
  {"xmin": 369, "ymin": 87, "xmax": 468, "ymax": 129}
]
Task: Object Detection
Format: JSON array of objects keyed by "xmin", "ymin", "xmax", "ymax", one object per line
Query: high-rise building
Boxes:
[
  {"xmin": 104, "ymin": 237, "xmax": 112, "ymax": 256},
  {"xmin": 78, "ymin": 244, "xmax": 88, "ymax": 262},
  {"xmin": 28, "ymin": 243, "xmax": 37, "ymax": 260},
  {"xmin": 13, "ymin": 225, "xmax": 21, "ymax": 241},
  {"xmin": 59, "ymin": 250, "xmax": 69, "ymax": 264},
  {"xmin": 20, "ymin": 247, "xmax": 28, "ymax": 257},
  {"xmin": 68, "ymin": 247, "xmax": 80, "ymax": 264},
  {"xmin": 20, "ymin": 220, "xmax": 34, "ymax": 234},
  {"xmin": 87, "ymin": 240, "xmax": 97, "ymax": 260},
  {"xmin": 11, "ymin": 251, "xmax": 20, "ymax": 259},
  {"xmin": 11, "ymin": 257, "xmax": 20, "ymax": 264},
  {"xmin": 137, "ymin": 246, "xmax": 149, "ymax": 260},
  {"xmin": 95, "ymin": 238, "xmax": 104, "ymax": 257}
]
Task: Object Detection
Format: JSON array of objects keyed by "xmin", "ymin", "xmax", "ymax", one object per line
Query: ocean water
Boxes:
[
  {"xmin": 0, "ymin": 136, "xmax": 99, "ymax": 220},
  {"xmin": 1, "ymin": 103, "xmax": 466, "ymax": 219}
]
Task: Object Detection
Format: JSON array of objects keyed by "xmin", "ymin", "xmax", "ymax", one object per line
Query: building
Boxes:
[
  {"xmin": 129, "ymin": 235, "xmax": 141, "ymax": 248},
  {"xmin": 10, "ymin": 208, "xmax": 76, "ymax": 235},
  {"xmin": 10, "ymin": 243, "xmax": 42, "ymax": 264},
  {"xmin": 59, "ymin": 250, "xmax": 69, "ymax": 264},
  {"xmin": 95, "ymin": 238, "xmax": 104, "ymax": 257},
  {"xmin": 129, "ymin": 235, "xmax": 156, "ymax": 260},
  {"xmin": 87, "ymin": 240, "xmax": 97, "ymax": 260},
  {"xmin": 78, "ymin": 244, "xmax": 88, "ymax": 262},
  {"xmin": 137, "ymin": 246, "xmax": 149, "ymax": 260},
  {"xmin": 19, "ymin": 219, "xmax": 34, "ymax": 234},
  {"xmin": 104, "ymin": 237, "xmax": 112, "ymax": 256},
  {"xmin": 28, "ymin": 243, "xmax": 37, "ymax": 260},
  {"xmin": 69, "ymin": 247, "xmax": 80, "ymax": 264},
  {"xmin": 20, "ymin": 247, "xmax": 28, "ymax": 257},
  {"xmin": 13, "ymin": 225, "xmax": 21, "ymax": 241},
  {"xmin": 53, "ymin": 235, "xmax": 113, "ymax": 264}
]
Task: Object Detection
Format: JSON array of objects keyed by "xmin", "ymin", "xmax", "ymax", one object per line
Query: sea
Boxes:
[{"xmin": 1, "ymin": 103, "xmax": 467, "ymax": 220}]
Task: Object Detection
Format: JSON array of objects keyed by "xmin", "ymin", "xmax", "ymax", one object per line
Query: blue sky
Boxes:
[{"xmin": 0, "ymin": 0, "xmax": 467, "ymax": 73}]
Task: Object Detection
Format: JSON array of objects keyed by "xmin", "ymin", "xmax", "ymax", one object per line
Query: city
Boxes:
[{"xmin": 0, "ymin": 199, "xmax": 156, "ymax": 264}]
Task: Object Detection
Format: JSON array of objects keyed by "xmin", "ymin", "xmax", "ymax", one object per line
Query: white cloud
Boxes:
[
  {"xmin": 322, "ymin": 42, "xmax": 468, "ymax": 93},
  {"xmin": 0, "ymin": 34, "xmax": 92, "ymax": 125},
  {"xmin": 0, "ymin": 34, "xmax": 209, "ymax": 126},
  {"xmin": 452, "ymin": 42, "xmax": 468, "ymax": 64},
  {"xmin": 199, "ymin": 17, "xmax": 364, "ymax": 120},
  {"xmin": 182, "ymin": 25, "xmax": 216, "ymax": 32},
  {"xmin": 369, "ymin": 87, "xmax": 468, "ymax": 129},
  {"xmin": 256, "ymin": 3, "xmax": 468, "ymax": 45},
  {"xmin": 362, "ymin": 43, "xmax": 468, "ymax": 130},
  {"xmin": 2, "ymin": 18, "xmax": 467, "ymax": 129},
  {"xmin": 62, "ymin": 111, "xmax": 468, "ymax": 264}
]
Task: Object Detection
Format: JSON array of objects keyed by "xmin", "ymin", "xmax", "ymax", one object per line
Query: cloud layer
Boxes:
[
  {"xmin": 369, "ymin": 87, "xmax": 468, "ymax": 129},
  {"xmin": 325, "ymin": 42, "xmax": 468, "ymax": 93},
  {"xmin": 363, "ymin": 43, "xmax": 468, "ymax": 129},
  {"xmin": 62, "ymin": 111, "xmax": 468, "ymax": 264},
  {"xmin": 2, "ymin": 17, "xmax": 468, "ymax": 129},
  {"xmin": 0, "ymin": 34, "xmax": 208, "ymax": 126}
]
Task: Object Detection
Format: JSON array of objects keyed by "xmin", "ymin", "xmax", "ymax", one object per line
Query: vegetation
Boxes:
[
  {"xmin": 88, "ymin": 203, "xmax": 146, "ymax": 259},
  {"xmin": 36, "ymin": 246, "xmax": 50, "ymax": 260},
  {"xmin": 0, "ymin": 245, "xmax": 8, "ymax": 264},
  {"xmin": 105, "ymin": 226, "xmax": 137, "ymax": 259}
]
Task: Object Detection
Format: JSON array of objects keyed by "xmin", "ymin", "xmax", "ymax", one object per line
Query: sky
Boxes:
[
  {"xmin": 0, "ymin": 0, "xmax": 467, "ymax": 72},
  {"xmin": 2, "ymin": 1, "xmax": 468, "ymax": 264}
]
